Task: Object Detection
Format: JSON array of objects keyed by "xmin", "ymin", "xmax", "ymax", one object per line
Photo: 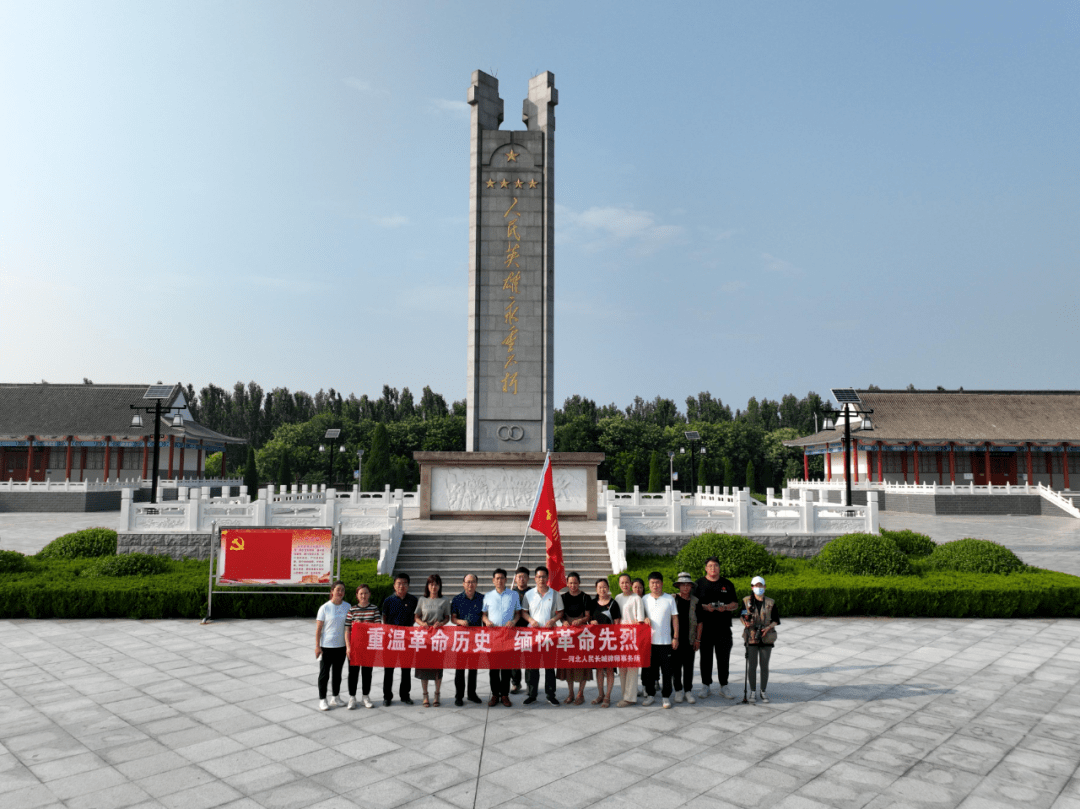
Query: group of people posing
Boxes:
[{"xmin": 314, "ymin": 556, "xmax": 780, "ymax": 711}]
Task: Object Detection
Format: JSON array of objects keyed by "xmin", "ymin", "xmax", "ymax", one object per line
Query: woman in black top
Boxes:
[
  {"xmin": 589, "ymin": 578, "xmax": 622, "ymax": 707},
  {"xmin": 558, "ymin": 572, "xmax": 592, "ymax": 704}
]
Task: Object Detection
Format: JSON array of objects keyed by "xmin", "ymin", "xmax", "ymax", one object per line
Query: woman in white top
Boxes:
[{"xmin": 316, "ymin": 582, "xmax": 351, "ymax": 711}]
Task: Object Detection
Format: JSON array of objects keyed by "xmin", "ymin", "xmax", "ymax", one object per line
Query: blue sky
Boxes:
[{"xmin": 2, "ymin": 1, "xmax": 1077, "ymax": 413}]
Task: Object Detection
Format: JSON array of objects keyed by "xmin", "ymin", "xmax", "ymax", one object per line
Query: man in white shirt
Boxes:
[
  {"xmin": 614, "ymin": 572, "xmax": 646, "ymax": 708},
  {"xmin": 482, "ymin": 568, "xmax": 521, "ymax": 707},
  {"xmin": 520, "ymin": 565, "xmax": 564, "ymax": 706},
  {"xmin": 642, "ymin": 571, "xmax": 679, "ymax": 709}
]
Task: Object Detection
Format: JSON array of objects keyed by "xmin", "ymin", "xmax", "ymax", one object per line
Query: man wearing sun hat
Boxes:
[{"xmin": 671, "ymin": 572, "xmax": 700, "ymax": 704}]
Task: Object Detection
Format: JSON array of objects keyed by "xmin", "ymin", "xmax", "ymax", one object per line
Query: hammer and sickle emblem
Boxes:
[
  {"xmin": 545, "ymin": 509, "xmax": 551, "ymax": 521},
  {"xmin": 230, "ymin": 537, "xmax": 245, "ymax": 551},
  {"xmin": 497, "ymin": 424, "xmax": 525, "ymax": 441}
]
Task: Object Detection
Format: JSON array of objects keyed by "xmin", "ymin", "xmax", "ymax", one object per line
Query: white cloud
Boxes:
[
  {"xmin": 762, "ymin": 252, "xmax": 803, "ymax": 275},
  {"xmin": 558, "ymin": 205, "xmax": 685, "ymax": 257},
  {"xmin": 344, "ymin": 77, "xmax": 389, "ymax": 97},
  {"xmin": 430, "ymin": 98, "xmax": 470, "ymax": 116},
  {"xmin": 373, "ymin": 215, "xmax": 410, "ymax": 228}
]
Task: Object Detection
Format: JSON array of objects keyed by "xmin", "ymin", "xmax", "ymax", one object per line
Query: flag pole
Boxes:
[{"xmin": 516, "ymin": 452, "xmax": 550, "ymax": 569}]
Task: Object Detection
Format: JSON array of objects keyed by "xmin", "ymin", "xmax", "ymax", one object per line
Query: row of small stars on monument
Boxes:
[{"xmin": 486, "ymin": 178, "xmax": 541, "ymax": 189}]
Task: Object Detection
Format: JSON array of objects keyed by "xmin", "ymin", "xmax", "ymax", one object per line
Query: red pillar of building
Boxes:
[
  {"xmin": 64, "ymin": 437, "xmax": 73, "ymax": 481},
  {"xmin": 948, "ymin": 443, "xmax": 956, "ymax": 483},
  {"xmin": 103, "ymin": 438, "xmax": 112, "ymax": 484},
  {"xmin": 803, "ymin": 450, "xmax": 809, "ymax": 481},
  {"xmin": 1046, "ymin": 450, "xmax": 1054, "ymax": 489},
  {"xmin": 826, "ymin": 443, "xmax": 832, "ymax": 481},
  {"xmin": 142, "ymin": 437, "xmax": 149, "ymax": 480},
  {"xmin": 877, "ymin": 442, "xmax": 884, "ymax": 482},
  {"xmin": 913, "ymin": 443, "xmax": 920, "ymax": 485},
  {"xmin": 198, "ymin": 441, "xmax": 205, "ymax": 478},
  {"xmin": 178, "ymin": 444, "xmax": 185, "ymax": 481},
  {"xmin": 168, "ymin": 436, "xmax": 176, "ymax": 480},
  {"xmin": 1063, "ymin": 444, "xmax": 1071, "ymax": 491},
  {"xmin": 25, "ymin": 437, "xmax": 34, "ymax": 482},
  {"xmin": 901, "ymin": 451, "xmax": 908, "ymax": 483},
  {"xmin": 1026, "ymin": 443, "xmax": 1034, "ymax": 484},
  {"xmin": 79, "ymin": 447, "xmax": 87, "ymax": 482},
  {"xmin": 852, "ymin": 442, "xmax": 859, "ymax": 483},
  {"xmin": 984, "ymin": 443, "xmax": 992, "ymax": 486},
  {"xmin": 936, "ymin": 451, "xmax": 944, "ymax": 483}
]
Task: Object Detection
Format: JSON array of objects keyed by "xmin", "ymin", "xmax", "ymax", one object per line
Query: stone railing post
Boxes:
[
  {"xmin": 799, "ymin": 488, "xmax": 815, "ymax": 533},
  {"xmin": 120, "ymin": 488, "xmax": 133, "ymax": 531},
  {"xmin": 735, "ymin": 490, "xmax": 749, "ymax": 533},
  {"xmin": 670, "ymin": 500, "xmax": 682, "ymax": 532},
  {"xmin": 867, "ymin": 491, "xmax": 880, "ymax": 532},
  {"xmin": 254, "ymin": 496, "xmax": 269, "ymax": 525}
]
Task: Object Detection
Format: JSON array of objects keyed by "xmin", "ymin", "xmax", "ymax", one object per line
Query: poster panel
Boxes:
[
  {"xmin": 218, "ymin": 527, "xmax": 332, "ymax": 585},
  {"xmin": 348, "ymin": 624, "xmax": 652, "ymax": 670}
]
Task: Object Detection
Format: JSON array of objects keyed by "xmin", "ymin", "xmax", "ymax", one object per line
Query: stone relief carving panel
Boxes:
[
  {"xmin": 621, "ymin": 517, "xmax": 669, "ymax": 533},
  {"xmin": 133, "ymin": 516, "xmax": 186, "ymax": 530},
  {"xmin": 750, "ymin": 518, "xmax": 800, "ymax": 533},
  {"xmin": 685, "ymin": 518, "xmax": 735, "ymax": 533},
  {"xmin": 817, "ymin": 519, "xmax": 867, "ymax": 533},
  {"xmin": 431, "ymin": 467, "xmax": 586, "ymax": 513}
]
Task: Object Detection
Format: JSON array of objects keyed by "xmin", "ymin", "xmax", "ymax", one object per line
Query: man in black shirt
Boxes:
[
  {"xmin": 381, "ymin": 573, "xmax": 419, "ymax": 707},
  {"xmin": 694, "ymin": 556, "xmax": 739, "ymax": 700}
]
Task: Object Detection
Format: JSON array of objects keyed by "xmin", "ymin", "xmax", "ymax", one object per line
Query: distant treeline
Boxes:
[{"xmin": 184, "ymin": 382, "xmax": 829, "ymax": 493}]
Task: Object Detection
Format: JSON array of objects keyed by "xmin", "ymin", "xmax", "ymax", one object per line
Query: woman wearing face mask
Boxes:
[{"xmin": 740, "ymin": 576, "xmax": 779, "ymax": 704}]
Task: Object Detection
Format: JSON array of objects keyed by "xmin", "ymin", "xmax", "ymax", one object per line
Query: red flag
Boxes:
[{"xmin": 528, "ymin": 455, "xmax": 566, "ymax": 590}]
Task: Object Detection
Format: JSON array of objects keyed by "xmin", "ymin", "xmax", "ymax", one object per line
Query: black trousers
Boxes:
[
  {"xmin": 699, "ymin": 627, "xmax": 733, "ymax": 687},
  {"xmin": 671, "ymin": 642, "xmax": 696, "ymax": 693},
  {"xmin": 455, "ymin": 668, "xmax": 478, "ymax": 699},
  {"xmin": 318, "ymin": 646, "xmax": 346, "ymax": 698},
  {"xmin": 383, "ymin": 666, "xmax": 411, "ymax": 701},
  {"xmin": 511, "ymin": 668, "xmax": 523, "ymax": 688},
  {"xmin": 645, "ymin": 644, "xmax": 673, "ymax": 698},
  {"xmin": 526, "ymin": 668, "xmax": 556, "ymax": 698},
  {"xmin": 347, "ymin": 664, "xmax": 372, "ymax": 696},
  {"xmin": 489, "ymin": 669, "xmax": 511, "ymax": 698}
]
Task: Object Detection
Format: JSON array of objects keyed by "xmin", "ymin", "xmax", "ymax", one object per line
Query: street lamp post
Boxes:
[
  {"xmin": 319, "ymin": 428, "xmax": 343, "ymax": 488},
  {"xmin": 822, "ymin": 389, "xmax": 874, "ymax": 507},
  {"xmin": 668, "ymin": 451, "xmax": 676, "ymax": 493},
  {"xmin": 130, "ymin": 387, "xmax": 185, "ymax": 505},
  {"xmin": 356, "ymin": 449, "xmax": 365, "ymax": 491}
]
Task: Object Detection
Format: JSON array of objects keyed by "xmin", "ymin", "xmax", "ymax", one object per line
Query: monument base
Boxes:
[{"xmin": 413, "ymin": 452, "xmax": 604, "ymax": 521}]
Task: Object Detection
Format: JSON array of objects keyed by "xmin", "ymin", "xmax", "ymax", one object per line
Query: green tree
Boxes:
[
  {"xmin": 745, "ymin": 459, "xmax": 756, "ymax": 493},
  {"xmin": 648, "ymin": 451, "xmax": 662, "ymax": 492},
  {"xmin": 275, "ymin": 450, "xmax": 293, "ymax": 488},
  {"xmin": 624, "ymin": 462, "xmax": 636, "ymax": 493},
  {"xmin": 364, "ymin": 423, "xmax": 391, "ymax": 491},
  {"xmin": 697, "ymin": 453, "xmax": 708, "ymax": 489},
  {"xmin": 204, "ymin": 452, "xmax": 222, "ymax": 478},
  {"xmin": 723, "ymin": 457, "xmax": 734, "ymax": 490},
  {"xmin": 243, "ymin": 446, "xmax": 259, "ymax": 499}
]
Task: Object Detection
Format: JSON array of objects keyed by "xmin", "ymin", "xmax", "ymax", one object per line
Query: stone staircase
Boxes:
[{"xmin": 392, "ymin": 533, "xmax": 613, "ymax": 586}]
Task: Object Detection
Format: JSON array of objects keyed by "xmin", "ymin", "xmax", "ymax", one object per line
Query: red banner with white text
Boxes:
[{"xmin": 348, "ymin": 624, "xmax": 652, "ymax": 670}]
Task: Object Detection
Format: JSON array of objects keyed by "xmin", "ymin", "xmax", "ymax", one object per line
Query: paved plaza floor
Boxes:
[{"xmin": 2, "ymin": 616, "xmax": 1080, "ymax": 809}]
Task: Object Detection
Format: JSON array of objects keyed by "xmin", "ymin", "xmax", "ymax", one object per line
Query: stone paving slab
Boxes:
[{"xmin": 1, "ymin": 617, "xmax": 1079, "ymax": 808}]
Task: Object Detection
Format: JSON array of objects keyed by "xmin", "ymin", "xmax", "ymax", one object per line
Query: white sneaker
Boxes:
[
  {"xmin": 685, "ymin": 690, "xmax": 696, "ymax": 704},
  {"xmin": 719, "ymin": 684, "xmax": 734, "ymax": 700},
  {"xmin": 747, "ymin": 690, "xmax": 756, "ymax": 704},
  {"xmin": 328, "ymin": 695, "xmax": 344, "ymax": 708},
  {"xmin": 318, "ymin": 699, "xmax": 329, "ymax": 711},
  {"xmin": 760, "ymin": 691, "xmax": 769, "ymax": 703},
  {"xmin": 641, "ymin": 696, "xmax": 655, "ymax": 707},
  {"xmin": 662, "ymin": 698, "xmax": 672, "ymax": 709},
  {"xmin": 673, "ymin": 691, "xmax": 684, "ymax": 703},
  {"xmin": 347, "ymin": 696, "xmax": 357, "ymax": 710},
  {"xmin": 697, "ymin": 684, "xmax": 710, "ymax": 699},
  {"xmin": 362, "ymin": 695, "xmax": 373, "ymax": 709}
]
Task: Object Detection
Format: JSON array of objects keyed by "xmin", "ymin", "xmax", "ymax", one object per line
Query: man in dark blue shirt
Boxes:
[
  {"xmin": 450, "ymin": 573, "xmax": 485, "ymax": 707},
  {"xmin": 381, "ymin": 573, "xmax": 419, "ymax": 707}
]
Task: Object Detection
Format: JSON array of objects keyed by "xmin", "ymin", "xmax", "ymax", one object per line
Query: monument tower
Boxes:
[
  {"xmin": 465, "ymin": 70, "xmax": 556, "ymax": 452},
  {"xmin": 414, "ymin": 71, "xmax": 601, "ymax": 521}
]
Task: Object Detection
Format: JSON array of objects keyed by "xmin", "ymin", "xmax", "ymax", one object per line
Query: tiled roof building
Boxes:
[
  {"xmin": 785, "ymin": 390, "xmax": 1080, "ymax": 490},
  {"xmin": 0, "ymin": 383, "xmax": 244, "ymax": 482}
]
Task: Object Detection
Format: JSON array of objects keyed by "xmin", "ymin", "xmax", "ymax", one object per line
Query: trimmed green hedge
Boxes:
[
  {"xmin": 675, "ymin": 533, "xmax": 777, "ymax": 578},
  {"xmin": 614, "ymin": 554, "xmax": 1080, "ymax": 618},
  {"xmin": 81, "ymin": 553, "xmax": 173, "ymax": 578},
  {"xmin": 815, "ymin": 533, "xmax": 913, "ymax": 576},
  {"xmin": 37, "ymin": 528, "xmax": 118, "ymax": 560},
  {"xmin": 926, "ymin": 538, "xmax": 1025, "ymax": 575},
  {"xmin": 0, "ymin": 558, "xmax": 393, "ymax": 620},
  {"xmin": 880, "ymin": 528, "xmax": 936, "ymax": 558},
  {"xmin": 0, "ymin": 550, "xmax": 29, "ymax": 573}
]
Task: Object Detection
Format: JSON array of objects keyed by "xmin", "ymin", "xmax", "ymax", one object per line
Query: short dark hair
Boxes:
[
  {"xmin": 705, "ymin": 556, "xmax": 721, "ymax": 567},
  {"xmin": 331, "ymin": 581, "xmax": 345, "ymax": 592},
  {"xmin": 632, "ymin": 577, "xmax": 645, "ymax": 588},
  {"xmin": 618, "ymin": 572, "xmax": 631, "ymax": 582},
  {"xmin": 493, "ymin": 567, "xmax": 508, "ymax": 579},
  {"xmin": 355, "ymin": 583, "xmax": 370, "ymax": 593},
  {"xmin": 534, "ymin": 565, "xmax": 549, "ymax": 576},
  {"xmin": 595, "ymin": 578, "xmax": 608, "ymax": 588},
  {"xmin": 648, "ymin": 571, "xmax": 663, "ymax": 582},
  {"xmin": 566, "ymin": 571, "xmax": 580, "ymax": 583},
  {"xmin": 515, "ymin": 566, "xmax": 530, "ymax": 576},
  {"xmin": 463, "ymin": 573, "xmax": 477, "ymax": 583},
  {"xmin": 394, "ymin": 573, "xmax": 410, "ymax": 584}
]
